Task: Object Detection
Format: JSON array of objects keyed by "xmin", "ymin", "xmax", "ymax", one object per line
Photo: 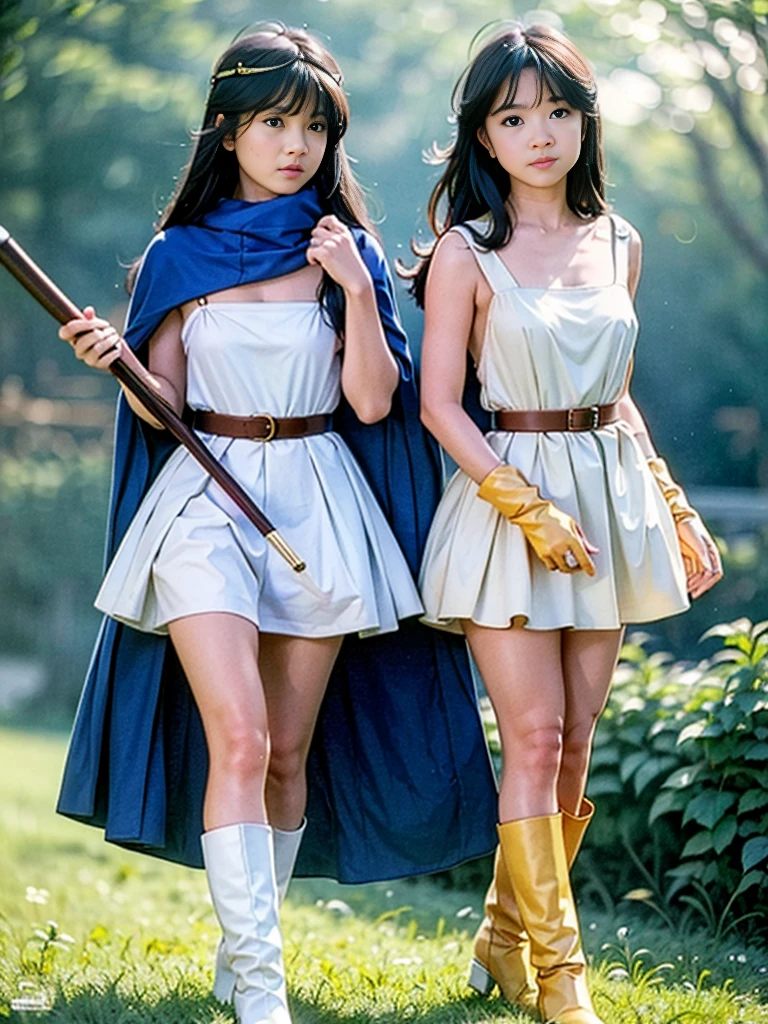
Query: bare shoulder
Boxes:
[
  {"xmin": 427, "ymin": 228, "xmax": 480, "ymax": 290},
  {"xmin": 624, "ymin": 220, "xmax": 643, "ymax": 256},
  {"xmin": 151, "ymin": 303, "xmax": 183, "ymax": 333},
  {"xmin": 608, "ymin": 212, "xmax": 644, "ymax": 295},
  {"xmin": 148, "ymin": 306, "xmax": 184, "ymax": 350},
  {"xmin": 434, "ymin": 228, "xmax": 478, "ymax": 263},
  {"xmin": 607, "ymin": 212, "xmax": 642, "ymax": 251}
]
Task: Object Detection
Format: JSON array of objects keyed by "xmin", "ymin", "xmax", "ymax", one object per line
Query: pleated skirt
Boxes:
[
  {"xmin": 419, "ymin": 424, "xmax": 689, "ymax": 633},
  {"xmin": 96, "ymin": 432, "xmax": 423, "ymax": 637}
]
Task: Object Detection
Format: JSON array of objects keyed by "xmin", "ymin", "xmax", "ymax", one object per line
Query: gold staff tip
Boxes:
[{"xmin": 266, "ymin": 530, "xmax": 306, "ymax": 573}]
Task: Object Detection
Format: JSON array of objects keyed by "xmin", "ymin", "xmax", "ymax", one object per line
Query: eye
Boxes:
[
  {"xmin": 551, "ymin": 108, "xmax": 571, "ymax": 119},
  {"xmin": 264, "ymin": 116, "xmax": 283, "ymax": 128},
  {"xmin": 309, "ymin": 121, "xmax": 327, "ymax": 133},
  {"xmin": 502, "ymin": 115, "xmax": 523, "ymax": 127}
]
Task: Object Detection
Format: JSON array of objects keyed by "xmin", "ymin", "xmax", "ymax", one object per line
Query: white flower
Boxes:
[{"xmin": 24, "ymin": 887, "xmax": 49, "ymax": 906}]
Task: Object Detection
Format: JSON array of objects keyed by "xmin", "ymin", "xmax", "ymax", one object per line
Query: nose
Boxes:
[
  {"xmin": 283, "ymin": 128, "xmax": 309, "ymax": 157},
  {"xmin": 529, "ymin": 117, "xmax": 555, "ymax": 150}
]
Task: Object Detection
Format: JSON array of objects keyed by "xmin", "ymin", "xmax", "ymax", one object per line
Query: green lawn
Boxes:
[{"xmin": 0, "ymin": 728, "xmax": 766, "ymax": 1023}]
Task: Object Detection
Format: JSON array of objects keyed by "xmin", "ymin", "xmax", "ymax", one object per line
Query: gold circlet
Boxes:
[{"xmin": 211, "ymin": 56, "xmax": 300, "ymax": 85}]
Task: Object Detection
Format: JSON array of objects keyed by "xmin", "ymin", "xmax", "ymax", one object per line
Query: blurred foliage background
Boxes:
[{"xmin": 0, "ymin": 0, "xmax": 767, "ymax": 718}]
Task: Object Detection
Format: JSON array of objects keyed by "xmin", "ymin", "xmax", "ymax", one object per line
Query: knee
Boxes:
[
  {"xmin": 267, "ymin": 737, "xmax": 307, "ymax": 790},
  {"xmin": 561, "ymin": 717, "xmax": 598, "ymax": 773},
  {"xmin": 510, "ymin": 721, "xmax": 564, "ymax": 779},
  {"xmin": 213, "ymin": 719, "xmax": 270, "ymax": 785}
]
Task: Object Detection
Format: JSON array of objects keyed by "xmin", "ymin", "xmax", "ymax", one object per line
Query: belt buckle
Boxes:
[
  {"xmin": 255, "ymin": 414, "xmax": 277, "ymax": 441},
  {"xmin": 567, "ymin": 405, "xmax": 600, "ymax": 431}
]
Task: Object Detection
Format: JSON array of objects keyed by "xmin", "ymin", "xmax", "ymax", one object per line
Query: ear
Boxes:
[
  {"xmin": 476, "ymin": 125, "xmax": 496, "ymax": 160},
  {"xmin": 216, "ymin": 112, "xmax": 236, "ymax": 152}
]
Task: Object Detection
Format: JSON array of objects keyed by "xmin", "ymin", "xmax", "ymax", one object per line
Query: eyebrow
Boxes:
[
  {"xmin": 265, "ymin": 106, "xmax": 328, "ymax": 119},
  {"xmin": 492, "ymin": 94, "xmax": 568, "ymax": 115}
]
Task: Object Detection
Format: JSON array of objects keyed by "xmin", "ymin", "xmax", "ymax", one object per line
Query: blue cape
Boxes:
[{"xmin": 57, "ymin": 187, "xmax": 497, "ymax": 880}]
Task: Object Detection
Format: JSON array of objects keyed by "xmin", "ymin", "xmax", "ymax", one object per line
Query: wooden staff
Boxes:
[{"xmin": 0, "ymin": 225, "xmax": 306, "ymax": 573}]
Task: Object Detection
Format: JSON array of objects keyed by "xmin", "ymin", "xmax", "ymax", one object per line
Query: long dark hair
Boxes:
[
  {"xmin": 403, "ymin": 22, "xmax": 607, "ymax": 306},
  {"xmin": 130, "ymin": 23, "xmax": 374, "ymax": 337}
]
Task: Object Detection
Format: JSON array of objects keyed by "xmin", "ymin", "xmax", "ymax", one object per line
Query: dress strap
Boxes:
[
  {"xmin": 449, "ymin": 223, "xmax": 516, "ymax": 294},
  {"xmin": 609, "ymin": 213, "xmax": 632, "ymax": 288}
]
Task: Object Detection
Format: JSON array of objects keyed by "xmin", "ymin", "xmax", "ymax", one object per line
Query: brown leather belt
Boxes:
[
  {"xmin": 193, "ymin": 410, "xmax": 332, "ymax": 441},
  {"xmin": 494, "ymin": 402, "xmax": 621, "ymax": 433}
]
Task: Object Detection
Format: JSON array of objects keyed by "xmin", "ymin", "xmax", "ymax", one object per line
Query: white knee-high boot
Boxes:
[
  {"xmin": 202, "ymin": 822, "xmax": 291, "ymax": 1024},
  {"xmin": 212, "ymin": 819, "xmax": 306, "ymax": 1005}
]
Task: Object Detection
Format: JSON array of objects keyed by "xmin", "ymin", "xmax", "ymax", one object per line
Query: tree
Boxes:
[
  {"xmin": 1, "ymin": 0, "xmax": 767, "ymax": 704},
  {"xmin": 582, "ymin": 0, "xmax": 768, "ymax": 276}
]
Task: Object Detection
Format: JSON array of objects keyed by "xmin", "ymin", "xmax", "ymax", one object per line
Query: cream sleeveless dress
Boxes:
[
  {"xmin": 419, "ymin": 214, "xmax": 689, "ymax": 634},
  {"xmin": 95, "ymin": 300, "xmax": 423, "ymax": 637}
]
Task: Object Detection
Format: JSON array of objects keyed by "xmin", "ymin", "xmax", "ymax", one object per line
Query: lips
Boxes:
[
  {"xmin": 530, "ymin": 157, "xmax": 556, "ymax": 168},
  {"xmin": 279, "ymin": 164, "xmax": 304, "ymax": 174}
]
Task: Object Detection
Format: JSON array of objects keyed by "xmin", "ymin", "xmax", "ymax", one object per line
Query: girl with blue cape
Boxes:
[{"xmin": 56, "ymin": 23, "xmax": 497, "ymax": 1024}]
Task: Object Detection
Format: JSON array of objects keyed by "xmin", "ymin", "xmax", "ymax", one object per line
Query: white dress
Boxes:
[
  {"xmin": 418, "ymin": 214, "xmax": 690, "ymax": 633},
  {"xmin": 95, "ymin": 299, "xmax": 423, "ymax": 637}
]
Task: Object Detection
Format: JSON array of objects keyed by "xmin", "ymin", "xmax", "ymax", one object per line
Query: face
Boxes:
[
  {"xmin": 478, "ymin": 66, "xmax": 583, "ymax": 192},
  {"xmin": 220, "ymin": 99, "xmax": 328, "ymax": 202}
]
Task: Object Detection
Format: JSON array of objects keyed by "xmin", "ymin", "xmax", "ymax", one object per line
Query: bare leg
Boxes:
[
  {"xmin": 207, "ymin": 632, "xmax": 341, "ymax": 1008},
  {"xmin": 169, "ymin": 613, "xmax": 294, "ymax": 1019},
  {"xmin": 465, "ymin": 621, "xmax": 620, "ymax": 1024},
  {"xmin": 558, "ymin": 628, "xmax": 624, "ymax": 815},
  {"xmin": 463, "ymin": 622, "xmax": 565, "ymax": 822},
  {"xmin": 259, "ymin": 633, "xmax": 343, "ymax": 831},
  {"xmin": 168, "ymin": 612, "xmax": 268, "ymax": 832}
]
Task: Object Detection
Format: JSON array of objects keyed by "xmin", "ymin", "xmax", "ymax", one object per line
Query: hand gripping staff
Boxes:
[{"xmin": 0, "ymin": 225, "xmax": 306, "ymax": 573}]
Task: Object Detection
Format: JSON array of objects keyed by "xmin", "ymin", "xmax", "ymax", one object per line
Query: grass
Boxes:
[{"xmin": 1, "ymin": 727, "xmax": 767, "ymax": 1023}]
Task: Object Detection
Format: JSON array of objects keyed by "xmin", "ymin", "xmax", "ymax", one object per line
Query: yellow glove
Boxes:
[
  {"xmin": 646, "ymin": 457, "xmax": 697, "ymax": 524},
  {"xmin": 477, "ymin": 464, "xmax": 596, "ymax": 575},
  {"xmin": 647, "ymin": 457, "xmax": 722, "ymax": 598}
]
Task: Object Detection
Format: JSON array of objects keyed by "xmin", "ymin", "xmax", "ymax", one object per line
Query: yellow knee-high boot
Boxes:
[
  {"xmin": 562, "ymin": 799, "xmax": 595, "ymax": 863},
  {"xmin": 497, "ymin": 813, "xmax": 603, "ymax": 1024},
  {"xmin": 468, "ymin": 846, "xmax": 537, "ymax": 1007},
  {"xmin": 469, "ymin": 800, "xmax": 594, "ymax": 1007}
]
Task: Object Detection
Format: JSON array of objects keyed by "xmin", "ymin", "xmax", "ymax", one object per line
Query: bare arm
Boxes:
[
  {"xmin": 307, "ymin": 215, "xmax": 399, "ymax": 424},
  {"xmin": 340, "ymin": 280, "xmax": 399, "ymax": 423},
  {"xmin": 127, "ymin": 307, "xmax": 187, "ymax": 425},
  {"xmin": 60, "ymin": 306, "xmax": 186, "ymax": 429},
  {"xmin": 618, "ymin": 224, "xmax": 722, "ymax": 594},
  {"xmin": 617, "ymin": 358, "xmax": 657, "ymax": 458},
  {"xmin": 420, "ymin": 232, "xmax": 501, "ymax": 483}
]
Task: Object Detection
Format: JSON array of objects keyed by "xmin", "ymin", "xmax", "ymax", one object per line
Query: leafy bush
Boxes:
[
  {"xmin": 650, "ymin": 620, "xmax": 768, "ymax": 934},
  {"xmin": 581, "ymin": 621, "xmax": 768, "ymax": 938}
]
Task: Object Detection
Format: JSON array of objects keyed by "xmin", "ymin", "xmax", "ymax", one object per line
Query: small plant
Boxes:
[
  {"xmin": 22, "ymin": 919, "xmax": 75, "ymax": 975},
  {"xmin": 594, "ymin": 927, "xmax": 709, "ymax": 1024},
  {"xmin": 600, "ymin": 926, "xmax": 675, "ymax": 997}
]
